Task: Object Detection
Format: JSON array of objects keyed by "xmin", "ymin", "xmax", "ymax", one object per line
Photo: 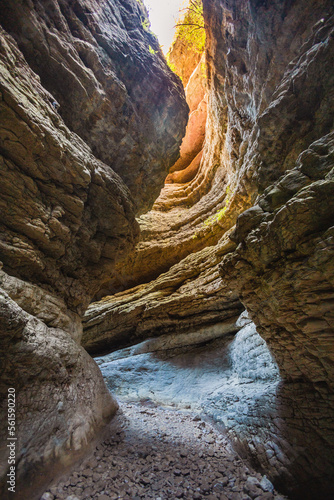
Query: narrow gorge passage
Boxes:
[{"xmin": 0, "ymin": 0, "xmax": 333, "ymax": 500}]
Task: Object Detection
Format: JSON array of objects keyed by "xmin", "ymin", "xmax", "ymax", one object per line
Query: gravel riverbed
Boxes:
[{"xmin": 41, "ymin": 402, "xmax": 288, "ymax": 500}]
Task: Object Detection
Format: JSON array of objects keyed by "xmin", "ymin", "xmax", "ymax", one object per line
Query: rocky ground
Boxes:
[{"xmin": 41, "ymin": 401, "xmax": 288, "ymax": 500}]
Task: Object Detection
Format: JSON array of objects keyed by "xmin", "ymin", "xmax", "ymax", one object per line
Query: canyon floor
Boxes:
[{"xmin": 41, "ymin": 401, "xmax": 288, "ymax": 500}]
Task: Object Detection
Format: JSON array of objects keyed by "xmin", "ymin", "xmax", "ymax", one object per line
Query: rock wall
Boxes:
[
  {"xmin": 0, "ymin": 1, "xmax": 188, "ymax": 498},
  {"xmin": 0, "ymin": 0, "xmax": 187, "ymax": 214},
  {"xmin": 208, "ymin": 1, "xmax": 334, "ymax": 498},
  {"xmin": 85, "ymin": 0, "xmax": 334, "ymax": 498}
]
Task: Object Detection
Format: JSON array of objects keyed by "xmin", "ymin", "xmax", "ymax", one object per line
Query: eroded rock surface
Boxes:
[
  {"xmin": 220, "ymin": 132, "xmax": 334, "ymax": 498},
  {"xmin": 0, "ymin": 1, "xmax": 188, "ymax": 498},
  {"xmin": 0, "ymin": 0, "xmax": 188, "ymax": 213},
  {"xmin": 87, "ymin": 0, "xmax": 334, "ymax": 498},
  {"xmin": 0, "ymin": 290, "xmax": 118, "ymax": 500},
  {"xmin": 84, "ymin": 231, "xmax": 242, "ymax": 355},
  {"xmin": 0, "ymin": 26, "xmax": 139, "ymax": 313},
  {"xmin": 207, "ymin": 1, "xmax": 334, "ymax": 497}
]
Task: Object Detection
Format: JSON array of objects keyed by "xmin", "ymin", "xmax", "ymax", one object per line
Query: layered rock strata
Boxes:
[
  {"xmin": 0, "ymin": 0, "xmax": 188, "ymax": 213},
  {"xmin": 85, "ymin": 1, "xmax": 334, "ymax": 498},
  {"xmin": 0, "ymin": 1, "xmax": 188, "ymax": 498},
  {"xmin": 84, "ymin": 230, "xmax": 243, "ymax": 354},
  {"xmin": 220, "ymin": 133, "xmax": 334, "ymax": 498},
  {"xmin": 165, "ymin": 53, "xmax": 207, "ymax": 185}
]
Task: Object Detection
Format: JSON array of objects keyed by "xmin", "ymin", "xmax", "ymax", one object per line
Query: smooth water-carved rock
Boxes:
[
  {"xmin": 83, "ymin": 231, "xmax": 243, "ymax": 355},
  {"xmin": 0, "ymin": 0, "xmax": 188, "ymax": 213},
  {"xmin": 0, "ymin": 1, "xmax": 188, "ymax": 496},
  {"xmin": 0, "ymin": 25, "xmax": 132, "ymax": 499},
  {"xmin": 96, "ymin": 311, "xmax": 283, "ymax": 480},
  {"xmin": 220, "ymin": 132, "xmax": 334, "ymax": 498},
  {"xmin": 206, "ymin": 1, "xmax": 334, "ymax": 497},
  {"xmin": 88, "ymin": 1, "xmax": 334, "ymax": 498},
  {"xmin": 0, "ymin": 291, "xmax": 118, "ymax": 500},
  {"xmin": 166, "ymin": 53, "xmax": 207, "ymax": 184},
  {"xmin": 0, "ymin": 26, "xmax": 139, "ymax": 313},
  {"xmin": 96, "ymin": 312, "xmax": 280, "ymax": 410}
]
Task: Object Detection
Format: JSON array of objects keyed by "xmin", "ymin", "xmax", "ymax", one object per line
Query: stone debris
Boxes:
[{"xmin": 41, "ymin": 402, "xmax": 288, "ymax": 500}]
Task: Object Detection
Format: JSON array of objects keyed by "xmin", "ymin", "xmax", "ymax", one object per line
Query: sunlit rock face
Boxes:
[
  {"xmin": 0, "ymin": 1, "xmax": 188, "ymax": 497},
  {"xmin": 86, "ymin": 0, "xmax": 334, "ymax": 498},
  {"xmin": 0, "ymin": 0, "xmax": 188, "ymax": 214},
  {"xmin": 83, "ymin": 232, "xmax": 243, "ymax": 355},
  {"xmin": 165, "ymin": 53, "xmax": 207, "ymax": 185},
  {"xmin": 167, "ymin": 22, "xmax": 202, "ymax": 87}
]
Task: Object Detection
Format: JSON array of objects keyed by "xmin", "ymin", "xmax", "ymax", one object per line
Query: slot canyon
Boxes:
[{"xmin": 0, "ymin": 0, "xmax": 333, "ymax": 499}]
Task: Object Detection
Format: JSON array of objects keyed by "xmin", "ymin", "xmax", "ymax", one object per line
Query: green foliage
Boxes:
[
  {"xmin": 141, "ymin": 18, "xmax": 151, "ymax": 32},
  {"xmin": 149, "ymin": 45, "xmax": 157, "ymax": 55},
  {"xmin": 137, "ymin": 1, "xmax": 157, "ymax": 39},
  {"xmin": 175, "ymin": 0, "xmax": 205, "ymax": 54},
  {"xmin": 166, "ymin": 54, "xmax": 180, "ymax": 80},
  {"xmin": 203, "ymin": 186, "xmax": 231, "ymax": 227}
]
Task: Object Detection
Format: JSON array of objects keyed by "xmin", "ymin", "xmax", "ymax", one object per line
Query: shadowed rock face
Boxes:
[
  {"xmin": 84, "ymin": 0, "xmax": 334, "ymax": 498},
  {"xmin": 0, "ymin": 25, "xmax": 139, "ymax": 314},
  {"xmin": 0, "ymin": 1, "xmax": 188, "ymax": 498},
  {"xmin": 0, "ymin": 0, "xmax": 188, "ymax": 214},
  {"xmin": 1, "ymin": 0, "xmax": 333, "ymax": 498},
  {"xmin": 0, "ymin": 290, "xmax": 117, "ymax": 500},
  {"xmin": 206, "ymin": 0, "xmax": 334, "ymax": 497}
]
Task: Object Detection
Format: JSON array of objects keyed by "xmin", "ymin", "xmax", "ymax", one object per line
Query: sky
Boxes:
[{"xmin": 142, "ymin": 0, "xmax": 187, "ymax": 54}]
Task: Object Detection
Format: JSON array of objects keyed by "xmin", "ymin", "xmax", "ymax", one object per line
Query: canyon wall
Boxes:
[
  {"xmin": 204, "ymin": 1, "xmax": 334, "ymax": 497},
  {"xmin": 85, "ymin": 1, "xmax": 334, "ymax": 498},
  {"xmin": 0, "ymin": 1, "xmax": 188, "ymax": 498},
  {"xmin": 0, "ymin": 0, "xmax": 333, "ymax": 498}
]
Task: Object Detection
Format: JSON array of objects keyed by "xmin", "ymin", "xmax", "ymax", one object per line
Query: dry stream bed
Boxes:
[{"xmin": 41, "ymin": 401, "xmax": 288, "ymax": 500}]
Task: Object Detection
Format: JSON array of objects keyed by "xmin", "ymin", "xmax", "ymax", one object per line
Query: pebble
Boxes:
[{"xmin": 40, "ymin": 402, "xmax": 289, "ymax": 500}]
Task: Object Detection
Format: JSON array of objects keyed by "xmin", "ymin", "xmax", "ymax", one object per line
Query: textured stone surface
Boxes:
[
  {"xmin": 0, "ymin": 1, "xmax": 188, "ymax": 498},
  {"xmin": 1, "ymin": 0, "xmax": 333, "ymax": 498},
  {"xmin": 166, "ymin": 53, "xmax": 207, "ymax": 183},
  {"xmin": 0, "ymin": 26, "xmax": 139, "ymax": 313},
  {"xmin": 88, "ymin": 0, "xmax": 334, "ymax": 498},
  {"xmin": 167, "ymin": 19, "xmax": 202, "ymax": 86},
  {"xmin": 206, "ymin": 1, "xmax": 334, "ymax": 497},
  {"xmin": 96, "ymin": 312, "xmax": 280, "ymax": 411},
  {"xmin": 220, "ymin": 132, "xmax": 334, "ymax": 499},
  {"xmin": 41, "ymin": 400, "xmax": 287, "ymax": 500},
  {"xmin": 0, "ymin": 268, "xmax": 82, "ymax": 341},
  {"xmin": 0, "ymin": 0, "xmax": 188, "ymax": 213},
  {"xmin": 83, "ymin": 231, "xmax": 243, "ymax": 355},
  {"xmin": 0, "ymin": 291, "xmax": 118, "ymax": 500}
]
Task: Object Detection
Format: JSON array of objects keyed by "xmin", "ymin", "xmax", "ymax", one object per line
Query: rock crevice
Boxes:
[
  {"xmin": 0, "ymin": 2, "xmax": 188, "ymax": 498},
  {"xmin": 84, "ymin": 1, "xmax": 334, "ymax": 498}
]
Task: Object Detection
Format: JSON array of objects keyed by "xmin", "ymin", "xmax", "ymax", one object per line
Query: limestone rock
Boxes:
[
  {"xmin": 167, "ymin": 53, "xmax": 207, "ymax": 180},
  {"xmin": 95, "ymin": 313, "xmax": 280, "ymax": 411},
  {"xmin": 0, "ymin": 268, "xmax": 82, "ymax": 342},
  {"xmin": 0, "ymin": 2, "xmax": 188, "ymax": 497},
  {"xmin": 0, "ymin": 26, "xmax": 139, "ymax": 313},
  {"xmin": 220, "ymin": 132, "xmax": 334, "ymax": 497},
  {"xmin": 91, "ymin": 1, "xmax": 334, "ymax": 498},
  {"xmin": 83, "ymin": 232, "xmax": 243, "ymax": 355},
  {"xmin": 204, "ymin": 0, "xmax": 334, "ymax": 496},
  {"xmin": 0, "ymin": 0, "xmax": 188, "ymax": 213},
  {"xmin": 0, "ymin": 291, "xmax": 118, "ymax": 500},
  {"xmin": 40, "ymin": 399, "xmax": 288, "ymax": 500}
]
